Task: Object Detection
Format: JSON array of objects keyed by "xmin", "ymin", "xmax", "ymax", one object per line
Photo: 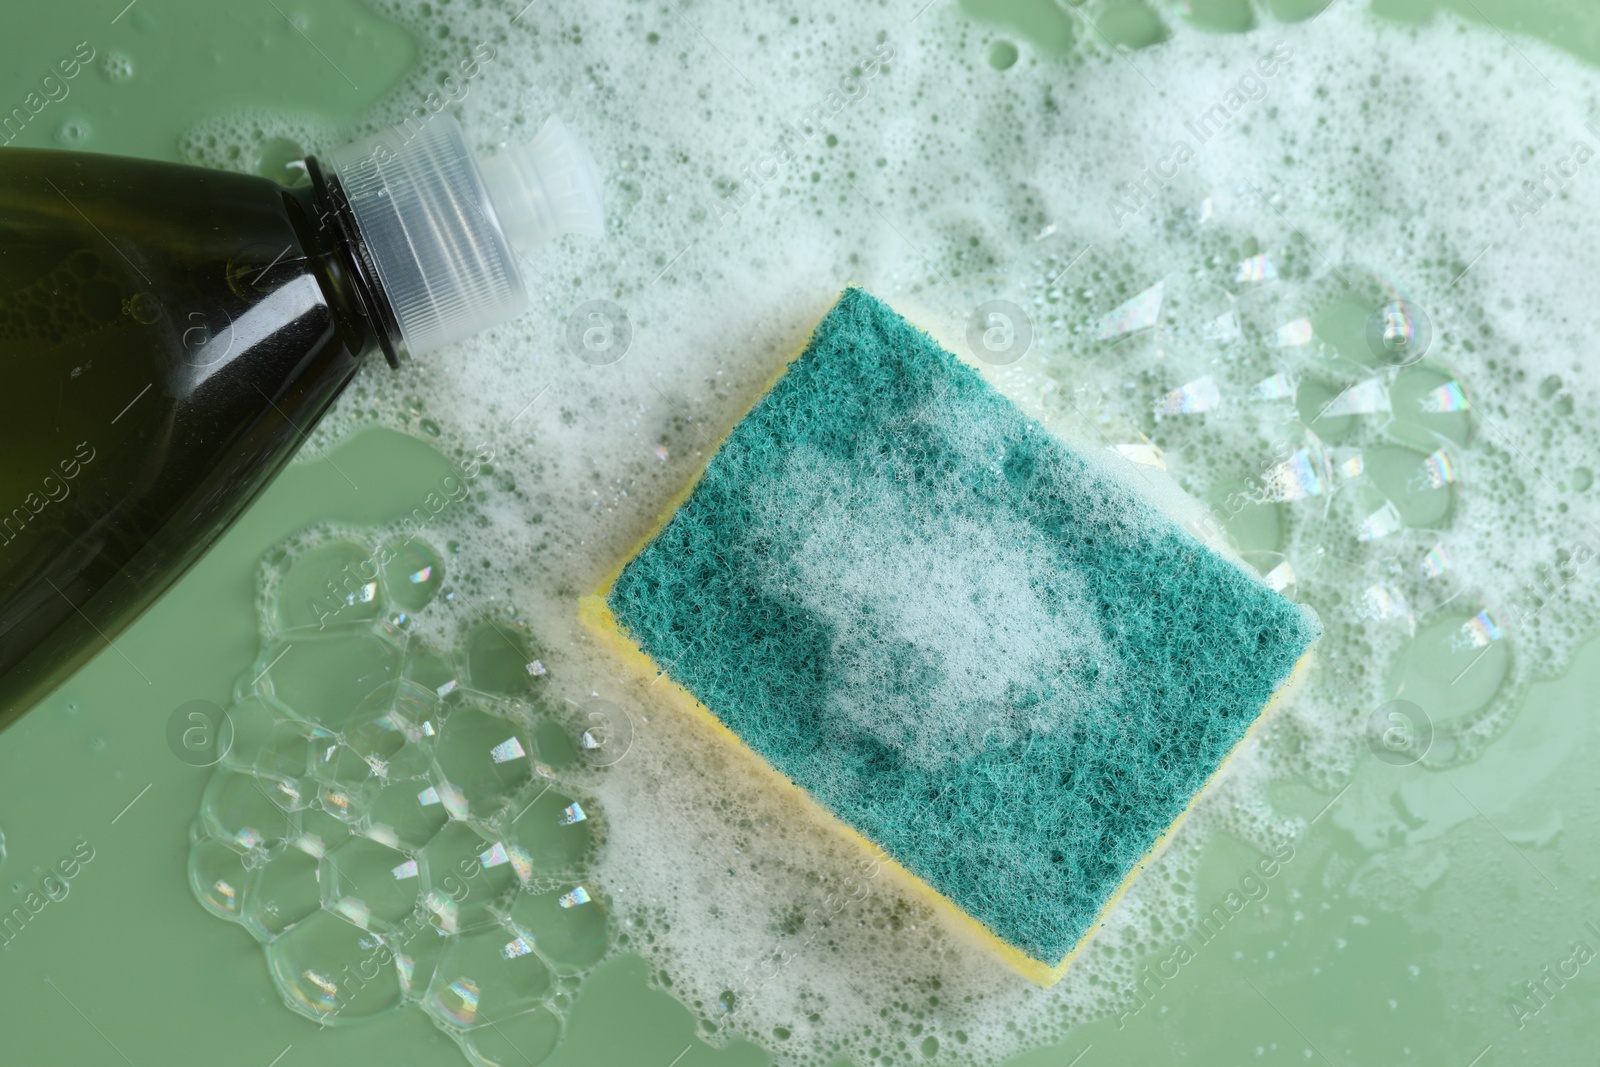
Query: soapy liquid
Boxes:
[{"xmin": 13, "ymin": 1, "xmax": 1600, "ymax": 1065}]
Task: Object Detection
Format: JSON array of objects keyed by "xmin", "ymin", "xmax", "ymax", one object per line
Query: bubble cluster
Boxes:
[
  {"xmin": 179, "ymin": 0, "xmax": 1600, "ymax": 1063},
  {"xmin": 188, "ymin": 528, "xmax": 607, "ymax": 1066},
  {"xmin": 99, "ymin": 51, "xmax": 134, "ymax": 83}
]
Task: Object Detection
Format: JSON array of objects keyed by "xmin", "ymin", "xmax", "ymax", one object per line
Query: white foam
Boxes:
[
  {"xmin": 193, "ymin": 1, "xmax": 1600, "ymax": 1062},
  {"xmin": 756, "ymin": 432, "xmax": 1120, "ymax": 768}
]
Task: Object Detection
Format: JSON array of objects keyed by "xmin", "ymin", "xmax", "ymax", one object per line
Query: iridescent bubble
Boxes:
[
  {"xmin": 1267, "ymin": 317, "xmax": 1313, "ymax": 348},
  {"xmin": 320, "ymin": 837, "xmax": 420, "ymax": 931},
  {"xmin": 191, "ymin": 526, "xmax": 604, "ymax": 1061},
  {"xmin": 264, "ymin": 909, "xmax": 402, "ymax": 1025},
  {"xmin": 1366, "ymin": 299, "xmax": 1432, "ymax": 366},
  {"xmin": 424, "ymin": 922, "xmax": 553, "ymax": 1029},
  {"xmin": 267, "ymin": 538, "xmax": 386, "ymax": 633},
  {"xmin": 1234, "ymin": 253, "xmax": 1277, "ymax": 283},
  {"xmin": 366, "ymin": 780, "xmax": 450, "ymax": 851},
  {"xmin": 1319, "ymin": 378, "xmax": 1390, "ymax": 418},
  {"xmin": 1417, "ymin": 380, "xmax": 1469, "ymax": 413},
  {"xmin": 1356, "ymin": 500, "xmax": 1404, "ymax": 542},
  {"xmin": 345, "ymin": 680, "xmax": 443, "ymax": 782},
  {"xmin": 292, "ymin": 806, "xmax": 352, "ymax": 859},
  {"xmin": 243, "ymin": 848, "xmax": 321, "ymax": 942},
  {"xmin": 1252, "ymin": 372, "xmax": 1294, "ymax": 400},
  {"xmin": 419, "ymin": 821, "xmax": 517, "ymax": 933},
  {"xmin": 1363, "ymin": 444, "xmax": 1459, "ymax": 529},
  {"xmin": 1260, "ymin": 444, "xmax": 1330, "ymax": 503},
  {"xmin": 1391, "ymin": 608, "xmax": 1511, "ymax": 730},
  {"xmin": 1390, "ymin": 365, "xmax": 1472, "ymax": 445},
  {"xmin": 460, "ymin": 1006, "xmax": 562, "ymax": 1066},
  {"xmin": 189, "ymin": 837, "xmax": 252, "ymax": 920},
  {"xmin": 501, "ymin": 788, "xmax": 594, "ymax": 877},
  {"xmin": 254, "ymin": 626, "xmax": 404, "ymax": 731},
  {"xmin": 1358, "ymin": 582, "xmax": 1413, "ymax": 628},
  {"xmin": 202, "ymin": 770, "xmax": 293, "ymax": 852},
  {"xmin": 382, "ymin": 539, "xmax": 445, "ymax": 614},
  {"xmin": 394, "ymin": 922, "xmax": 451, "ymax": 1001},
  {"xmin": 1094, "ymin": 281, "xmax": 1162, "ymax": 340},
  {"xmin": 463, "ymin": 621, "xmax": 545, "ymax": 697},
  {"xmin": 507, "ymin": 885, "xmax": 609, "ymax": 972},
  {"xmin": 434, "ymin": 703, "xmax": 536, "ymax": 819},
  {"xmin": 1154, "ymin": 375, "xmax": 1220, "ymax": 415}
]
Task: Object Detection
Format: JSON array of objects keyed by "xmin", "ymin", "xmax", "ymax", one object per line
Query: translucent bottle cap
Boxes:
[
  {"xmin": 326, "ymin": 113, "xmax": 603, "ymax": 359},
  {"xmin": 478, "ymin": 115, "xmax": 606, "ymax": 253}
]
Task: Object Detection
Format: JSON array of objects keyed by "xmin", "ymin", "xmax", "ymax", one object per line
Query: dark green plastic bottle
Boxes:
[{"xmin": 0, "ymin": 113, "xmax": 602, "ymax": 728}]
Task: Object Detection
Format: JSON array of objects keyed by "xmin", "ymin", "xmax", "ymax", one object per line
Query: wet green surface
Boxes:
[
  {"xmin": 1, "ymin": 3, "xmax": 1598, "ymax": 1065},
  {"xmin": 0, "ymin": 0, "xmax": 411, "ymax": 158}
]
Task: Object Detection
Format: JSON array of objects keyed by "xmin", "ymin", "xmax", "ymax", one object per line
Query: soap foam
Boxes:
[
  {"xmin": 188, "ymin": 1, "xmax": 1600, "ymax": 1062},
  {"xmin": 756, "ymin": 432, "xmax": 1122, "ymax": 770}
]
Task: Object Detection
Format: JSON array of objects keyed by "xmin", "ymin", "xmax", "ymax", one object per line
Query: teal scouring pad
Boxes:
[{"xmin": 582, "ymin": 287, "xmax": 1320, "ymax": 984}]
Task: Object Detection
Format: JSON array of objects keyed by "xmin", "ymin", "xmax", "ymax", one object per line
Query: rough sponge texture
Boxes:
[{"xmin": 608, "ymin": 288, "xmax": 1320, "ymax": 965}]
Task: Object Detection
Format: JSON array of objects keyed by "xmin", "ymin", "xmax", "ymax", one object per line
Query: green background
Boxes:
[{"xmin": 1, "ymin": 2, "xmax": 1597, "ymax": 1065}]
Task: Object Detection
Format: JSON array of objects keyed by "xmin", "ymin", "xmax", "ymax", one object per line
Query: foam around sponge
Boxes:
[{"xmin": 603, "ymin": 288, "xmax": 1319, "ymax": 972}]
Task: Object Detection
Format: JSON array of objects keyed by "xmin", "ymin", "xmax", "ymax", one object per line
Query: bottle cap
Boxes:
[
  {"xmin": 478, "ymin": 116, "xmax": 605, "ymax": 254},
  {"xmin": 326, "ymin": 113, "xmax": 603, "ymax": 358}
]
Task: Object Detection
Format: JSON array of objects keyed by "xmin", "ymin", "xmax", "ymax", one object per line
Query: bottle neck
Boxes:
[{"xmin": 291, "ymin": 156, "xmax": 404, "ymax": 369}]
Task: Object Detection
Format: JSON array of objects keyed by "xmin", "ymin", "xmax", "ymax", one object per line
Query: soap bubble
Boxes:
[
  {"xmin": 423, "ymin": 921, "xmax": 553, "ymax": 1029},
  {"xmin": 419, "ymin": 820, "xmax": 518, "ymax": 933},
  {"xmin": 189, "ymin": 527, "xmax": 609, "ymax": 1058},
  {"xmin": 433, "ymin": 702, "xmax": 537, "ymax": 819},
  {"xmin": 189, "ymin": 837, "xmax": 252, "ymax": 920},
  {"xmin": 183, "ymin": 0, "xmax": 1600, "ymax": 1060},
  {"xmin": 100, "ymin": 51, "xmax": 134, "ymax": 82},
  {"xmin": 1365, "ymin": 299, "xmax": 1432, "ymax": 367},
  {"xmin": 321, "ymin": 836, "xmax": 421, "ymax": 931},
  {"xmin": 460, "ymin": 1005, "xmax": 563, "ymax": 1066},
  {"xmin": 243, "ymin": 848, "xmax": 321, "ymax": 941},
  {"xmin": 55, "ymin": 120, "xmax": 90, "ymax": 147},
  {"xmin": 507, "ymin": 885, "xmax": 609, "ymax": 972},
  {"xmin": 264, "ymin": 909, "xmax": 403, "ymax": 1025}
]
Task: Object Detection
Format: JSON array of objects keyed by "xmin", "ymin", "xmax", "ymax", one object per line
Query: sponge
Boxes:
[{"xmin": 582, "ymin": 288, "xmax": 1319, "ymax": 984}]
